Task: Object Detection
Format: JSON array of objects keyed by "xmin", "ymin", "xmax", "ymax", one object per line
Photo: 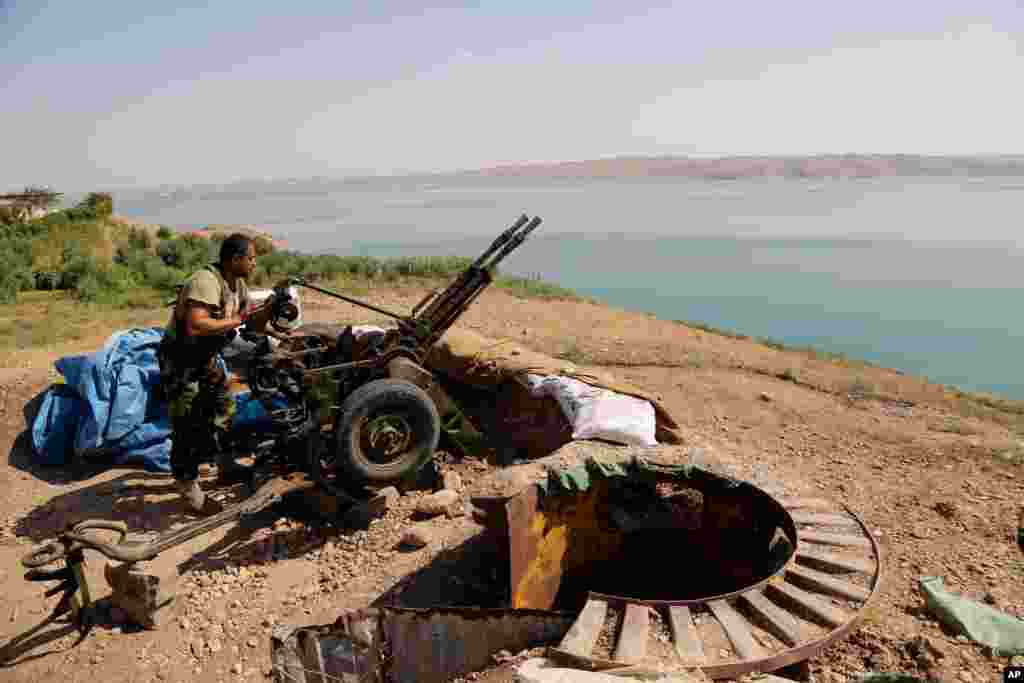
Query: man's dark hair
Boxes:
[{"xmin": 219, "ymin": 233, "xmax": 252, "ymax": 265}]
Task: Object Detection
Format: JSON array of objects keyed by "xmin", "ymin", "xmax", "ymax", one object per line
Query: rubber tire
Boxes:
[{"xmin": 331, "ymin": 379, "xmax": 440, "ymax": 484}]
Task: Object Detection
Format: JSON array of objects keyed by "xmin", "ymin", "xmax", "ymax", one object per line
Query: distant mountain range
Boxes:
[
  {"xmin": 461, "ymin": 154, "xmax": 1024, "ymax": 179},
  {"xmin": 103, "ymin": 154, "xmax": 1024, "ymax": 200}
]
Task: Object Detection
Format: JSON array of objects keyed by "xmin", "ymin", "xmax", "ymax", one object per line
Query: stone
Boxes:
[
  {"xmin": 231, "ymin": 662, "xmax": 243, "ymax": 675},
  {"xmin": 759, "ymin": 392, "xmax": 773, "ymax": 402},
  {"xmin": 400, "ymin": 524, "xmax": 436, "ymax": 549},
  {"xmin": 416, "ymin": 489, "xmax": 460, "ymax": 517},
  {"xmin": 104, "ymin": 561, "xmax": 177, "ymax": 630},
  {"xmin": 443, "ymin": 471, "xmax": 463, "ymax": 492}
]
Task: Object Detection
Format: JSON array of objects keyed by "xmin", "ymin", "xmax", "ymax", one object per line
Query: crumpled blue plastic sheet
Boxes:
[{"xmin": 30, "ymin": 327, "xmax": 272, "ymax": 473}]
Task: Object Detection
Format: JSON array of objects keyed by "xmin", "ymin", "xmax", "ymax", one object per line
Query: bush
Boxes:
[
  {"xmin": 127, "ymin": 227, "xmax": 153, "ymax": 250},
  {"xmin": 156, "ymin": 226, "xmax": 173, "ymax": 240},
  {"xmin": 80, "ymin": 192, "xmax": 113, "ymax": 218},
  {"xmin": 253, "ymin": 235, "xmax": 275, "ymax": 255},
  {"xmin": 0, "ymin": 251, "xmax": 33, "ymax": 304}
]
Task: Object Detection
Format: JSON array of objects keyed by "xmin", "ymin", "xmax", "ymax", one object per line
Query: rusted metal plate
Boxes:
[
  {"xmin": 506, "ymin": 484, "xmax": 552, "ymax": 609},
  {"xmin": 613, "ymin": 602, "xmax": 649, "ymax": 663},
  {"xmin": 668, "ymin": 605, "xmax": 705, "ymax": 663},
  {"xmin": 786, "ymin": 564, "xmax": 871, "ymax": 602},
  {"xmin": 382, "ymin": 607, "xmax": 574, "ymax": 683},
  {"xmin": 559, "ymin": 597, "xmax": 608, "ymax": 656},
  {"xmin": 707, "ymin": 600, "xmax": 761, "ymax": 660},
  {"xmin": 739, "ymin": 590, "xmax": 801, "ymax": 646},
  {"xmin": 271, "ymin": 610, "xmax": 383, "ymax": 683}
]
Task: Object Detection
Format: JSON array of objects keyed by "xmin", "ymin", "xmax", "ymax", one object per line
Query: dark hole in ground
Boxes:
[{"xmin": 545, "ymin": 479, "xmax": 794, "ymax": 611}]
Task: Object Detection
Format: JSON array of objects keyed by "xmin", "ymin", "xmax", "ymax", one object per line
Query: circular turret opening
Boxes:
[{"xmin": 499, "ymin": 464, "xmax": 798, "ymax": 612}]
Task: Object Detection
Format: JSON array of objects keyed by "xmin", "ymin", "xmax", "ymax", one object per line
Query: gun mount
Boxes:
[{"xmin": 20, "ymin": 214, "xmax": 543, "ymax": 632}]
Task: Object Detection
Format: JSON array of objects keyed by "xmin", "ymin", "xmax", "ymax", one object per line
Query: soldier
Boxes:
[{"xmin": 158, "ymin": 233, "xmax": 273, "ymax": 514}]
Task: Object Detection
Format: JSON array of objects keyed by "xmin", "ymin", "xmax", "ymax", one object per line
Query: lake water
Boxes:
[{"xmin": 114, "ymin": 176, "xmax": 1024, "ymax": 400}]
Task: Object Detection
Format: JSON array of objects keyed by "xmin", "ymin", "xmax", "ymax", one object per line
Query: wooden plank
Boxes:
[
  {"xmin": 778, "ymin": 497, "xmax": 835, "ymax": 511},
  {"xmin": 667, "ymin": 605, "xmax": 705, "ymax": 663},
  {"xmin": 796, "ymin": 547, "xmax": 875, "ymax": 575},
  {"xmin": 798, "ymin": 530, "xmax": 872, "ymax": 549},
  {"xmin": 790, "ymin": 511, "xmax": 857, "ymax": 527},
  {"xmin": 613, "ymin": 603, "xmax": 649, "ymax": 663},
  {"xmin": 786, "ymin": 564, "xmax": 871, "ymax": 602},
  {"xmin": 767, "ymin": 582, "xmax": 848, "ymax": 629},
  {"xmin": 559, "ymin": 598, "xmax": 608, "ymax": 657},
  {"xmin": 739, "ymin": 590, "xmax": 802, "ymax": 646},
  {"xmin": 707, "ymin": 600, "xmax": 761, "ymax": 660}
]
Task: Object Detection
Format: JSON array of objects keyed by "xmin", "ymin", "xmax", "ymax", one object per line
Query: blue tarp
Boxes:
[{"xmin": 31, "ymin": 327, "xmax": 273, "ymax": 473}]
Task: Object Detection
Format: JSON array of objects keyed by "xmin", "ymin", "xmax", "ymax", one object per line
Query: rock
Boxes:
[
  {"xmin": 934, "ymin": 501, "xmax": 959, "ymax": 519},
  {"xmin": 443, "ymin": 471, "xmax": 463, "ymax": 492},
  {"xmin": 983, "ymin": 592, "xmax": 997, "ymax": 606},
  {"xmin": 104, "ymin": 561, "xmax": 177, "ymax": 630},
  {"xmin": 247, "ymin": 638, "xmax": 258, "ymax": 648},
  {"xmin": 445, "ymin": 502, "xmax": 467, "ymax": 519},
  {"xmin": 231, "ymin": 662, "xmax": 243, "ymax": 675},
  {"xmin": 207, "ymin": 638, "xmax": 222, "ymax": 654},
  {"xmin": 416, "ymin": 490, "xmax": 459, "ymax": 517},
  {"xmin": 759, "ymin": 392, "xmax": 773, "ymax": 402},
  {"xmin": 400, "ymin": 524, "xmax": 436, "ymax": 549}
]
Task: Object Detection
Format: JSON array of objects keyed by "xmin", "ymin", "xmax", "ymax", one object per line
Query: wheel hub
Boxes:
[{"xmin": 362, "ymin": 414, "xmax": 413, "ymax": 462}]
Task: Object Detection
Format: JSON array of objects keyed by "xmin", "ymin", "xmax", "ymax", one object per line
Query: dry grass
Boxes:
[{"xmin": 0, "ymin": 291, "xmax": 165, "ymax": 366}]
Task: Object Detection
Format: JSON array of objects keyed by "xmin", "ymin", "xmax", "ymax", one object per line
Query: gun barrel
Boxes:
[
  {"xmin": 471, "ymin": 214, "xmax": 529, "ymax": 268},
  {"xmin": 483, "ymin": 215, "xmax": 542, "ymax": 269}
]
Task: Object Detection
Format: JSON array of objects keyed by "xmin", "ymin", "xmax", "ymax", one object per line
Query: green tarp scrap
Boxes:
[
  {"xmin": 919, "ymin": 576, "xmax": 1024, "ymax": 656},
  {"xmin": 536, "ymin": 454, "xmax": 738, "ymax": 498}
]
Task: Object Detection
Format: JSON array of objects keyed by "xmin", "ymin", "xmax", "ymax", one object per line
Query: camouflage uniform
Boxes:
[{"xmin": 159, "ymin": 264, "xmax": 249, "ymax": 482}]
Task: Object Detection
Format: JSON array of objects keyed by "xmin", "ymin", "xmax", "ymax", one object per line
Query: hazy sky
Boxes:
[{"xmin": 2, "ymin": 1, "xmax": 1022, "ymax": 191}]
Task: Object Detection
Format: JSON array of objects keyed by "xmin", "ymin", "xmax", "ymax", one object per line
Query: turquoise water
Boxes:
[{"xmin": 116, "ymin": 176, "xmax": 1024, "ymax": 399}]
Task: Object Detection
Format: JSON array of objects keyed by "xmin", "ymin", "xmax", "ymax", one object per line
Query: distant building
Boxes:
[{"xmin": 0, "ymin": 199, "xmax": 55, "ymax": 220}]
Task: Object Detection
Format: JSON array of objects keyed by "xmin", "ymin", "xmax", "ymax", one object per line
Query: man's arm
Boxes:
[{"xmin": 185, "ymin": 302, "xmax": 243, "ymax": 337}]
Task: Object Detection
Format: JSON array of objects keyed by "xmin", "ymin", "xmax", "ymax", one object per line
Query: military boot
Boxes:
[{"xmin": 215, "ymin": 450, "xmax": 253, "ymax": 485}]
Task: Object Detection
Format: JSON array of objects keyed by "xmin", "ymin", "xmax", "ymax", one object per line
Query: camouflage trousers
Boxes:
[{"xmin": 157, "ymin": 343, "xmax": 236, "ymax": 482}]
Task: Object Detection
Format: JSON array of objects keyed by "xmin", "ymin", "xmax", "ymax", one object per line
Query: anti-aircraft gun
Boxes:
[{"xmin": 19, "ymin": 214, "xmax": 542, "ymax": 632}]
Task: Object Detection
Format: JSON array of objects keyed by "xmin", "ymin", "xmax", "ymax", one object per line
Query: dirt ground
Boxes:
[{"xmin": 0, "ymin": 284, "xmax": 1022, "ymax": 683}]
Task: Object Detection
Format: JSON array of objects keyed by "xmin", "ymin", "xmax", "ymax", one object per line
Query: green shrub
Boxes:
[
  {"xmin": 156, "ymin": 226, "xmax": 173, "ymax": 240},
  {"xmin": 80, "ymin": 192, "xmax": 113, "ymax": 218},
  {"xmin": 253, "ymin": 235, "xmax": 275, "ymax": 255}
]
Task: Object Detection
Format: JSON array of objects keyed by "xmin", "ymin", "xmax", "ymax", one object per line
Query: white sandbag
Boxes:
[
  {"xmin": 527, "ymin": 375, "xmax": 602, "ymax": 425},
  {"xmin": 571, "ymin": 389, "xmax": 657, "ymax": 446},
  {"xmin": 527, "ymin": 374, "xmax": 657, "ymax": 447},
  {"xmin": 350, "ymin": 325, "xmax": 386, "ymax": 339}
]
